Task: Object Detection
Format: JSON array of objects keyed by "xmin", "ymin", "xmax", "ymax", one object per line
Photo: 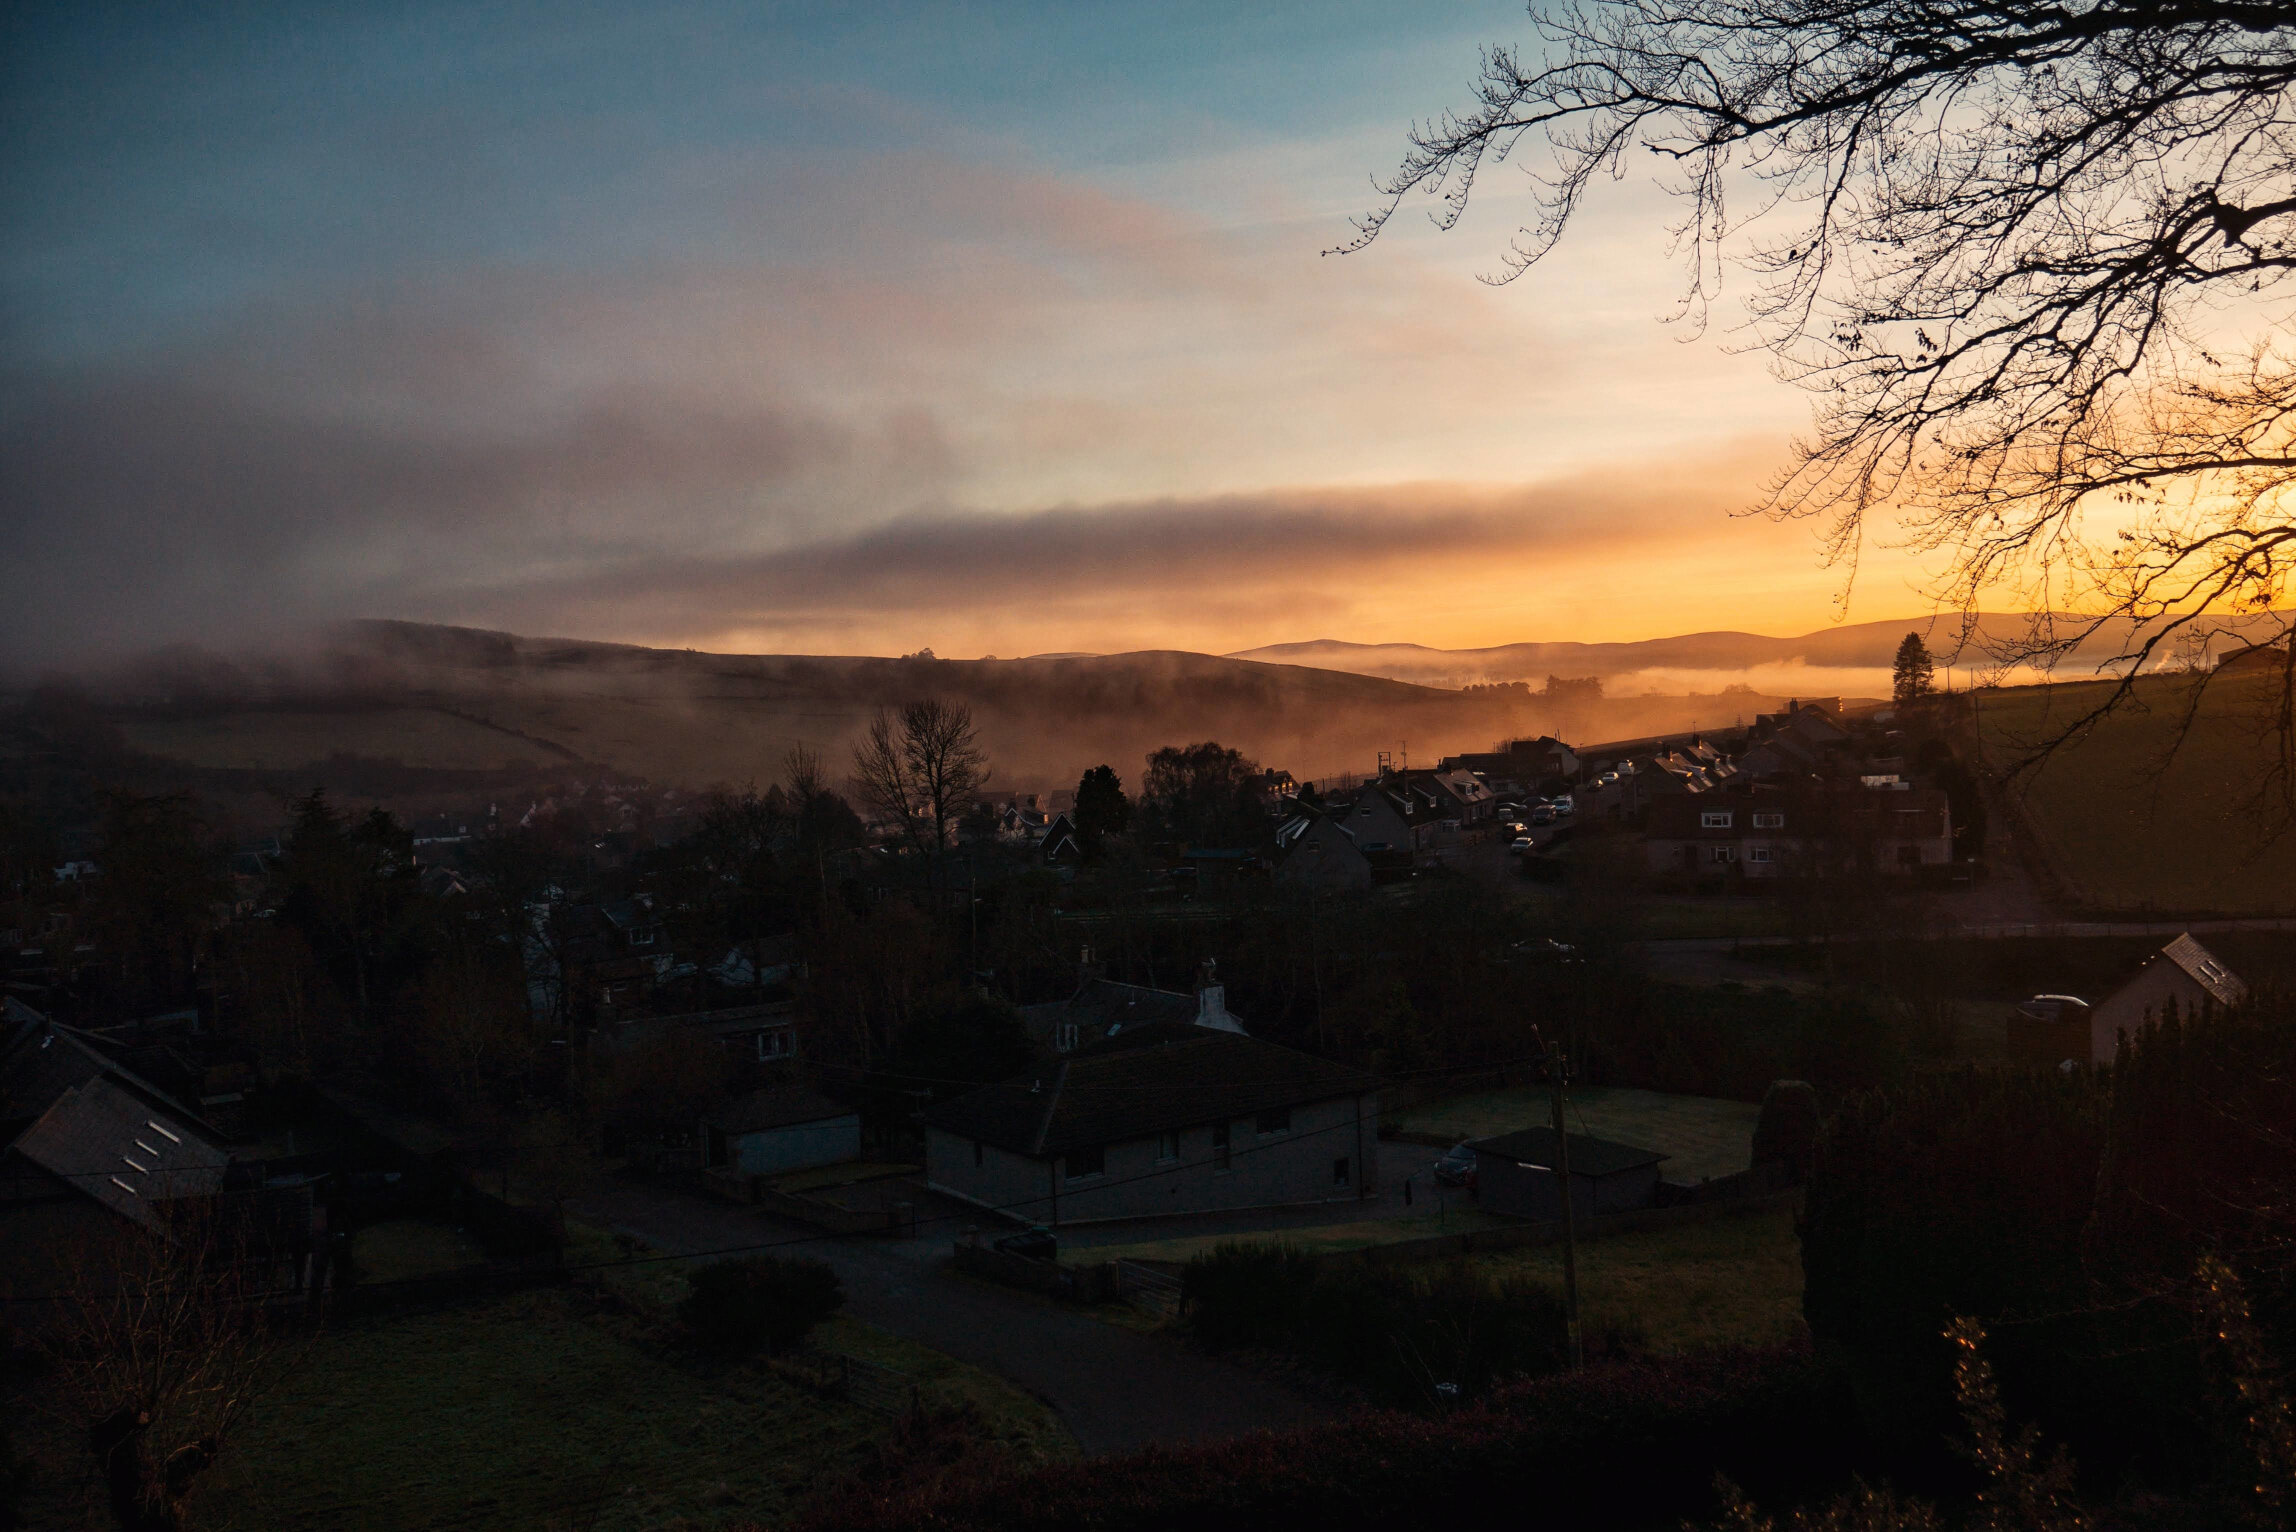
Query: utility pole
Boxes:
[{"xmin": 1538, "ymin": 1026, "xmax": 1585, "ymax": 1369}]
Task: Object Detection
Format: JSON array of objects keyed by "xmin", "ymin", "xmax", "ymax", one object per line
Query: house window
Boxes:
[
  {"xmin": 1701, "ymin": 811, "xmax": 1734, "ymax": 828},
  {"xmin": 1212, "ymin": 1122, "xmax": 1232, "ymax": 1171},
  {"xmin": 1056, "ymin": 1022, "xmax": 1079, "ymax": 1052},
  {"xmin": 1255, "ymin": 1107, "xmax": 1291, "ymax": 1136},
  {"xmin": 1332, "ymin": 1157, "xmax": 1350, "ymax": 1187},
  {"xmin": 1156, "ymin": 1130, "xmax": 1180, "ymax": 1163},
  {"xmin": 1748, "ymin": 847, "xmax": 1772, "ymax": 864},
  {"xmin": 973, "ymin": 1140, "xmax": 984, "ymax": 1168},
  {"xmin": 1709, "ymin": 846, "xmax": 1736, "ymax": 863},
  {"xmin": 755, "ymin": 1030, "xmax": 792, "ymax": 1062},
  {"xmin": 1064, "ymin": 1145, "xmax": 1106, "ymax": 1181},
  {"xmin": 1753, "ymin": 813, "xmax": 1784, "ymax": 829}
]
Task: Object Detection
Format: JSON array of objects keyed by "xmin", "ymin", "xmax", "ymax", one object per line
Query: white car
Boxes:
[
  {"xmin": 1509, "ymin": 836, "xmax": 1536, "ymax": 853},
  {"xmin": 1553, "ymin": 795, "xmax": 1576, "ymax": 815},
  {"xmin": 1597, "ymin": 771, "xmax": 1620, "ymax": 788}
]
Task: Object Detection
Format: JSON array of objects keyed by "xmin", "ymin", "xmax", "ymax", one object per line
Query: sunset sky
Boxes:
[{"xmin": 1, "ymin": 1, "xmax": 1959, "ymax": 665}]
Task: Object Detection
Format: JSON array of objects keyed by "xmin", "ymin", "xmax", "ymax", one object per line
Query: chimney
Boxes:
[{"xmin": 1194, "ymin": 958, "xmax": 1244, "ymax": 1034}]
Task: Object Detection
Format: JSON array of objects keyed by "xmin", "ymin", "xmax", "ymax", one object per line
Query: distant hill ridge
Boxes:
[{"xmin": 1223, "ymin": 611, "xmax": 2294, "ymax": 685}]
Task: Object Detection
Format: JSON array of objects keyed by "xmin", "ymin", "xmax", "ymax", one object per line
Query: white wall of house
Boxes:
[{"xmin": 926, "ymin": 1092, "xmax": 1379, "ymax": 1226}]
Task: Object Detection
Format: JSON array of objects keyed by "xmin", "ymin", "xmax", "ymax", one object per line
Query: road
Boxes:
[{"xmin": 568, "ymin": 1177, "xmax": 1332, "ymax": 1456}]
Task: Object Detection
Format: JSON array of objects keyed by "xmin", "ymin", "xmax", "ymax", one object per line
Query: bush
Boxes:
[
  {"xmin": 1182, "ymin": 1241, "xmax": 1575, "ymax": 1406},
  {"xmin": 678, "ymin": 1255, "xmax": 844, "ymax": 1356}
]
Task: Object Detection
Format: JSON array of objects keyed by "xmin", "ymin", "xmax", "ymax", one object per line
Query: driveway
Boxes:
[{"xmin": 568, "ymin": 1177, "xmax": 1330, "ymax": 1456}]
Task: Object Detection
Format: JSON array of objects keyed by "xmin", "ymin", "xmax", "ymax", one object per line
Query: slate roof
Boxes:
[
  {"xmin": 925, "ymin": 1022, "xmax": 1380, "ymax": 1158},
  {"xmin": 1019, "ymin": 978, "xmax": 1207, "ymax": 1051},
  {"xmin": 12, "ymin": 1077, "xmax": 229, "ymax": 1231},
  {"xmin": 708, "ymin": 1083, "xmax": 856, "ymax": 1135},
  {"xmin": 1472, "ymin": 1126, "xmax": 1668, "ymax": 1178},
  {"xmin": 2156, "ymin": 933, "xmax": 2249, "ymax": 1008},
  {"xmin": 0, "ymin": 1003, "xmax": 215, "ymax": 1139}
]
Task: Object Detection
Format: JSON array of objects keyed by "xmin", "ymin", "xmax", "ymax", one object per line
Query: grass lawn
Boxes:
[
  {"xmin": 1069, "ymin": 1205, "xmax": 1519, "ymax": 1269},
  {"xmin": 347, "ymin": 1218, "xmax": 488, "ymax": 1283},
  {"xmin": 1975, "ymin": 670, "xmax": 2296, "ymax": 916},
  {"xmin": 1471, "ymin": 1203, "xmax": 1806, "ymax": 1353},
  {"xmin": 1395, "ymin": 1086, "xmax": 1761, "ymax": 1183},
  {"xmin": 192, "ymin": 1286, "xmax": 1071, "ymax": 1532}
]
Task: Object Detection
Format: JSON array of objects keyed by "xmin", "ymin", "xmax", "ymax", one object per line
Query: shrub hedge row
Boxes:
[
  {"xmin": 797, "ymin": 1347, "xmax": 1858, "ymax": 1532},
  {"xmin": 1181, "ymin": 1240, "xmax": 1578, "ymax": 1406}
]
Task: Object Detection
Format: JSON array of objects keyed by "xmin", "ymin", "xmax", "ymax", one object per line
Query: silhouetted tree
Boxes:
[
  {"xmin": 84, "ymin": 791, "xmax": 226, "ymax": 1010},
  {"xmin": 1892, "ymin": 633, "xmax": 1936, "ymax": 709},
  {"xmin": 850, "ymin": 700, "xmax": 991, "ymax": 864},
  {"xmin": 1074, "ymin": 764, "xmax": 1133, "ymax": 847},
  {"xmin": 1140, "ymin": 742, "xmax": 1266, "ymax": 850},
  {"xmin": 1348, "ymin": 0, "xmax": 2296, "ymax": 823}
]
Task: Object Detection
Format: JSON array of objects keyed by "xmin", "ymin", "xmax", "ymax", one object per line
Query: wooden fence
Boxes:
[{"xmin": 772, "ymin": 1346, "xmax": 922, "ymax": 1416}]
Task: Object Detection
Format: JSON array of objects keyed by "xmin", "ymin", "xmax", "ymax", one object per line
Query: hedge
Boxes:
[{"xmin": 796, "ymin": 1347, "xmax": 1860, "ymax": 1532}]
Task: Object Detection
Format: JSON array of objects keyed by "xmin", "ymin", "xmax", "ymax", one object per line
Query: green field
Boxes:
[
  {"xmin": 1975, "ymin": 670, "xmax": 2296, "ymax": 915},
  {"xmin": 183, "ymin": 1289, "xmax": 1069, "ymax": 1532},
  {"xmin": 1396, "ymin": 1086, "xmax": 1761, "ymax": 1183},
  {"xmin": 1470, "ymin": 1203, "xmax": 1805, "ymax": 1352}
]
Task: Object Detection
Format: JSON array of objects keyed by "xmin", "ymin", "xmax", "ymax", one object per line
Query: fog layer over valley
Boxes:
[{"xmin": 6, "ymin": 622, "xmax": 1877, "ymax": 825}]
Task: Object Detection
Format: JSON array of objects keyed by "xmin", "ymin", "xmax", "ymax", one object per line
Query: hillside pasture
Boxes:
[
  {"xmin": 116, "ymin": 705, "xmax": 565, "ymax": 773},
  {"xmin": 1975, "ymin": 669, "xmax": 2296, "ymax": 915},
  {"xmin": 1468, "ymin": 1202, "xmax": 1804, "ymax": 1353}
]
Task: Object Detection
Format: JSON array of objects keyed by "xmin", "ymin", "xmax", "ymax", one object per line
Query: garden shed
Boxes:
[
  {"xmin": 703, "ymin": 1085, "xmax": 860, "ymax": 1178},
  {"xmin": 1471, "ymin": 1126, "xmax": 1666, "ymax": 1221}
]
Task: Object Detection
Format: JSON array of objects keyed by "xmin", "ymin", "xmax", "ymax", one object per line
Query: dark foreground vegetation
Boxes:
[{"xmin": 800, "ymin": 991, "xmax": 2296, "ymax": 1532}]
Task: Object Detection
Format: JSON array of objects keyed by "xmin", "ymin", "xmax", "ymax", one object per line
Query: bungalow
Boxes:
[
  {"xmin": 923, "ymin": 1023, "xmax": 1380, "ymax": 1226},
  {"xmin": 1469, "ymin": 1126, "xmax": 1666, "ymax": 1221},
  {"xmin": 2087, "ymin": 933, "xmax": 2248, "ymax": 1063}
]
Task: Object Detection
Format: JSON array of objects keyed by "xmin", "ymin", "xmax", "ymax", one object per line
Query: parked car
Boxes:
[
  {"xmin": 1503, "ymin": 820, "xmax": 1528, "ymax": 835},
  {"xmin": 1553, "ymin": 795, "xmax": 1577, "ymax": 815},
  {"xmin": 1509, "ymin": 836, "xmax": 1535, "ymax": 853},
  {"xmin": 1433, "ymin": 1142, "xmax": 1478, "ymax": 1188},
  {"xmin": 1596, "ymin": 770, "xmax": 1620, "ymax": 788},
  {"xmin": 1529, "ymin": 805, "xmax": 1556, "ymax": 825}
]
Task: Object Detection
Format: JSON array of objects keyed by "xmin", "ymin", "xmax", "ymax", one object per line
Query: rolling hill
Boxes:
[{"xmin": 9, "ymin": 622, "xmax": 1836, "ymax": 816}]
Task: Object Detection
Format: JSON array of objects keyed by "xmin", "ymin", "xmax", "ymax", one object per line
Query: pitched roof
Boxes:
[
  {"xmin": 11, "ymin": 1076, "xmax": 229, "ymax": 1230},
  {"xmin": 2157, "ymin": 933, "xmax": 2248, "ymax": 1008},
  {"xmin": 0, "ymin": 1004, "xmax": 216, "ymax": 1137},
  {"xmin": 708, "ymin": 1083, "xmax": 856, "ymax": 1135},
  {"xmin": 1471, "ymin": 1126, "xmax": 1668, "ymax": 1178},
  {"xmin": 1019, "ymin": 977, "xmax": 1206, "ymax": 1049},
  {"xmin": 925, "ymin": 1023, "xmax": 1380, "ymax": 1157}
]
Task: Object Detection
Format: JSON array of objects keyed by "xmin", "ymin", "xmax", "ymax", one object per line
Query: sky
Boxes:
[{"xmin": 0, "ymin": 0, "xmax": 1953, "ymax": 665}]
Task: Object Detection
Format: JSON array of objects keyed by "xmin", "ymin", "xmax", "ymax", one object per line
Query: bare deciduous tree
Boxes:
[
  {"xmin": 1345, "ymin": 1, "xmax": 2296, "ymax": 819},
  {"xmin": 42, "ymin": 1209, "xmax": 298, "ymax": 1532},
  {"xmin": 849, "ymin": 700, "xmax": 991, "ymax": 866}
]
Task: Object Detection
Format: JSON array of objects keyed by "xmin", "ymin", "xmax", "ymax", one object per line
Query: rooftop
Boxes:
[{"xmin": 925, "ymin": 1022, "xmax": 1379, "ymax": 1158}]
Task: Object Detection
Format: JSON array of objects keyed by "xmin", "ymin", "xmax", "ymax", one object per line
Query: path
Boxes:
[{"xmin": 568, "ymin": 1177, "xmax": 1329, "ymax": 1457}]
